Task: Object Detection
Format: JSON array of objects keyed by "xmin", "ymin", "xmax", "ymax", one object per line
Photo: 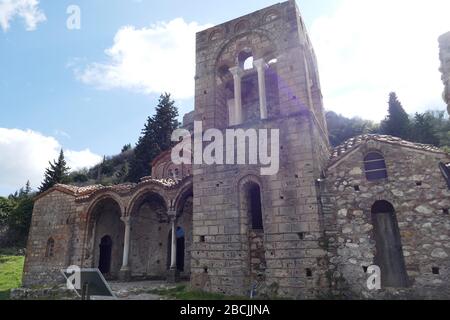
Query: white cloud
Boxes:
[
  {"xmin": 0, "ymin": 0, "xmax": 46, "ymax": 32},
  {"xmin": 310, "ymin": 0, "xmax": 450, "ymax": 120},
  {"xmin": 0, "ymin": 128, "xmax": 102, "ymax": 194},
  {"xmin": 76, "ymin": 18, "xmax": 212, "ymax": 100}
]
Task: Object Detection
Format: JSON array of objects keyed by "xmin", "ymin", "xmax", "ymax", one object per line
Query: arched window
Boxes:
[
  {"xmin": 45, "ymin": 237, "xmax": 55, "ymax": 257},
  {"xmin": 248, "ymin": 184, "xmax": 263, "ymax": 230},
  {"xmin": 364, "ymin": 152, "xmax": 387, "ymax": 181},
  {"xmin": 238, "ymin": 49, "xmax": 254, "ymax": 70}
]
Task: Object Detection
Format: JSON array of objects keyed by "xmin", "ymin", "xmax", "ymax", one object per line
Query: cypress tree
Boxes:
[
  {"xmin": 127, "ymin": 93, "xmax": 180, "ymax": 182},
  {"xmin": 39, "ymin": 149, "xmax": 71, "ymax": 193},
  {"xmin": 380, "ymin": 92, "xmax": 411, "ymax": 139}
]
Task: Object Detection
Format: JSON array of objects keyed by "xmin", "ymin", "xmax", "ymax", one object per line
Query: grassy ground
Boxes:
[
  {"xmin": 148, "ymin": 284, "xmax": 249, "ymax": 300},
  {"xmin": 0, "ymin": 248, "xmax": 25, "ymax": 300}
]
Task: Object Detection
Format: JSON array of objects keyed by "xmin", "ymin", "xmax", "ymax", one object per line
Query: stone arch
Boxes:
[
  {"xmin": 85, "ymin": 191, "xmax": 126, "ymax": 219},
  {"xmin": 173, "ymin": 179, "xmax": 193, "ymax": 213},
  {"xmin": 82, "ymin": 194, "xmax": 124, "ymax": 260},
  {"xmin": 127, "ymin": 184, "xmax": 169, "ymax": 216},
  {"xmin": 84, "ymin": 196, "xmax": 124, "ymax": 278},
  {"xmin": 263, "ymin": 9, "xmax": 280, "ymax": 23},
  {"xmin": 213, "ymin": 29, "xmax": 277, "ymax": 71},
  {"xmin": 212, "ymin": 30, "xmax": 279, "ymax": 128},
  {"xmin": 209, "ymin": 28, "xmax": 224, "ymax": 42},
  {"xmin": 127, "ymin": 186, "xmax": 170, "ymax": 277},
  {"xmin": 173, "ymin": 182, "xmax": 193, "ymax": 276},
  {"xmin": 234, "ymin": 19, "xmax": 250, "ymax": 33}
]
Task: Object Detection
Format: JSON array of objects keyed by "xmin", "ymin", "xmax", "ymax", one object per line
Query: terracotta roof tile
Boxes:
[{"xmin": 329, "ymin": 134, "xmax": 446, "ymax": 166}]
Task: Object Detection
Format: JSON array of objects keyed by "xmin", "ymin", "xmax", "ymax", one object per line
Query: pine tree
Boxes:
[
  {"xmin": 127, "ymin": 93, "xmax": 180, "ymax": 182},
  {"xmin": 39, "ymin": 149, "xmax": 71, "ymax": 193},
  {"xmin": 121, "ymin": 144, "xmax": 132, "ymax": 153},
  {"xmin": 380, "ymin": 92, "xmax": 411, "ymax": 139}
]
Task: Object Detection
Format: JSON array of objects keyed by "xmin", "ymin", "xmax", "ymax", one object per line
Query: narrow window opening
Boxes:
[
  {"xmin": 238, "ymin": 49, "xmax": 253, "ymax": 70},
  {"xmin": 432, "ymin": 267, "xmax": 440, "ymax": 275},
  {"xmin": 200, "ymin": 235, "xmax": 206, "ymax": 243},
  {"xmin": 249, "ymin": 184, "xmax": 263, "ymax": 230},
  {"xmin": 354, "ymin": 185, "xmax": 360, "ymax": 192},
  {"xmin": 306, "ymin": 268, "xmax": 312, "ymax": 277},
  {"xmin": 45, "ymin": 237, "xmax": 55, "ymax": 258},
  {"xmin": 243, "ymin": 56, "xmax": 254, "ymax": 70}
]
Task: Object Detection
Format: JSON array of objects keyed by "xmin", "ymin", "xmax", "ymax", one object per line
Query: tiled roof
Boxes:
[
  {"xmin": 329, "ymin": 134, "xmax": 446, "ymax": 165},
  {"xmin": 47, "ymin": 177, "xmax": 184, "ymax": 201}
]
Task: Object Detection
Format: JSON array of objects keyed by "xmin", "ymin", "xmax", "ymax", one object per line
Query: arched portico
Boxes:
[
  {"xmin": 127, "ymin": 190, "xmax": 169, "ymax": 278},
  {"xmin": 85, "ymin": 196, "xmax": 124, "ymax": 279}
]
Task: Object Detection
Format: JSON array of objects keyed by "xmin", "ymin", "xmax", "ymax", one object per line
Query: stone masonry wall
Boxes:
[
  {"xmin": 23, "ymin": 191, "xmax": 77, "ymax": 287},
  {"xmin": 23, "ymin": 178, "xmax": 193, "ymax": 288},
  {"xmin": 191, "ymin": 114, "xmax": 330, "ymax": 298},
  {"xmin": 325, "ymin": 140, "xmax": 450, "ymax": 299},
  {"xmin": 191, "ymin": 1, "xmax": 330, "ymax": 298}
]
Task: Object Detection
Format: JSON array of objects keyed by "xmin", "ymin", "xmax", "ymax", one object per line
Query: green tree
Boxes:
[
  {"xmin": 0, "ymin": 197, "xmax": 14, "ymax": 227},
  {"xmin": 127, "ymin": 93, "xmax": 180, "ymax": 182},
  {"xmin": 121, "ymin": 144, "xmax": 132, "ymax": 153},
  {"xmin": 6, "ymin": 195, "xmax": 33, "ymax": 246},
  {"xmin": 39, "ymin": 149, "xmax": 71, "ymax": 193},
  {"xmin": 1, "ymin": 182, "xmax": 35, "ymax": 247},
  {"xmin": 410, "ymin": 112, "xmax": 440, "ymax": 146},
  {"xmin": 326, "ymin": 111, "xmax": 379, "ymax": 147},
  {"xmin": 380, "ymin": 92, "xmax": 411, "ymax": 139}
]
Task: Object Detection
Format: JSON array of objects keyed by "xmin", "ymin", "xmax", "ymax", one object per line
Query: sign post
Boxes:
[{"xmin": 62, "ymin": 267, "xmax": 116, "ymax": 300}]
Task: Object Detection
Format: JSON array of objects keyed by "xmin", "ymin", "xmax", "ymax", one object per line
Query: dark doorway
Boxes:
[
  {"xmin": 371, "ymin": 201, "xmax": 408, "ymax": 287},
  {"xmin": 167, "ymin": 227, "xmax": 185, "ymax": 271},
  {"xmin": 98, "ymin": 235, "xmax": 112, "ymax": 274}
]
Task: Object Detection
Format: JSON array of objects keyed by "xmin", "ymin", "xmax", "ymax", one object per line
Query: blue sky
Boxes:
[
  {"xmin": 1, "ymin": 0, "xmax": 337, "ymax": 154},
  {"xmin": 0, "ymin": 0, "xmax": 449, "ymax": 195}
]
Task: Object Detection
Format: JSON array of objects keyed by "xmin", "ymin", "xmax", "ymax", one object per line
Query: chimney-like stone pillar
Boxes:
[{"xmin": 439, "ymin": 32, "xmax": 450, "ymax": 115}]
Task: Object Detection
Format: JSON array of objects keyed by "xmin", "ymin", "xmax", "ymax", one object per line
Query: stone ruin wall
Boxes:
[
  {"xmin": 191, "ymin": 1, "xmax": 331, "ymax": 298},
  {"xmin": 324, "ymin": 141, "xmax": 450, "ymax": 299}
]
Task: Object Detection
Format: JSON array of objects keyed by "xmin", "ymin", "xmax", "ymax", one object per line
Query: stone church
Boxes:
[{"xmin": 23, "ymin": 1, "xmax": 450, "ymax": 299}]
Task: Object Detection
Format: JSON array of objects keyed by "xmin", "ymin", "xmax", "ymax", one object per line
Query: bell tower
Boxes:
[{"xmin": 191, "ymin": 0, "xmax": 330, "ymax": 297}]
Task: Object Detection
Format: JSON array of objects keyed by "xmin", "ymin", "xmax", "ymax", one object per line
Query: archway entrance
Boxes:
[
  {"xmin": 87, "ymin": 197, "xmax": 124, "ymax": 278},
  {"xmin": 167, "ymin": 227, "xmax": 185, "ymax": 272},
  {"xmin": 371, "ymin": 200, "xmax": 408, "ymax": 287},
  {"xmin": 98, "ymin": 235, "xmax": 112, "ymax": 274}
]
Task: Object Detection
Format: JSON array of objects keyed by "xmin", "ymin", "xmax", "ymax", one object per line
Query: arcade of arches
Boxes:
[{"xmin": 83, "ymin": 188, "xmax": 193, "ymax": 280}]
